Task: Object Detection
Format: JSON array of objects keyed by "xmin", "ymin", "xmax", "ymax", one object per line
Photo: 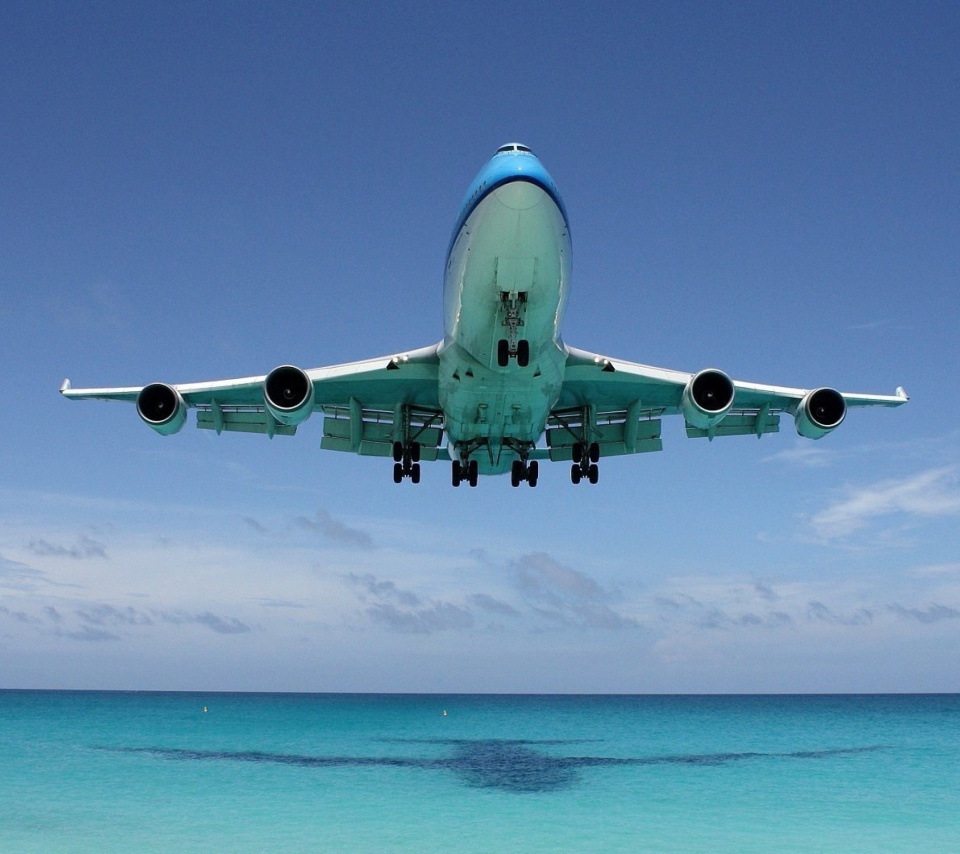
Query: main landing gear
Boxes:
[
  {"xmin": 511, "ymin": 459, "xmax": 538, "ymax": 488},
  {"xmin": 570, "ymin": 442, "xmax": 600, "ymax": 485},
  {"xmin": 451, "ymin": 458, "xmax": 479, "ymax": 487},
  {"xmin": 392, "ymin": 441, "xmax": 421, "ymax": 484}
]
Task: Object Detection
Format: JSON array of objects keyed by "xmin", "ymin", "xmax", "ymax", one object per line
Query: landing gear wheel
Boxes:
[
  {"xmin": 468, "ymin": 459, "xmax": 479, "ymax": 487},
  {"xmin": 511, "ymin": 460, "xmax": 522, "ymax": 488},
  {"xmin": 452, "ymin": 460, "xmax": 462, "ymax": 487},
  {"xmin": 588, "ymin": 463, "xmax": 599, "ymax": 484},
  {"xmin": 571, "ymin": 464, "xmax": 582, "ymax": 484},
  {"xmin": 497, "ymin": 339, "xmax": 510, "ymax": 368},
  {"xmin": 393, "ymin": 462, "xmax": 404, "ymax": 484},
  {"xmin": 589, "ymin": 442, "xmax": 600, "ymax": 463},
  {"xmin": 516, "ymin": 339, "xmax": 530, "ymax": 367},
  {"xmin": 392, "ymin": 441, "xmax": 403, "ymax": 463},
  {"xmin": 411, "ymin": 463, "xmax": 421, "ymax": 484},
  {"xmin": 527, "ymin": 460, "xmax": 539, "ymax": 487},
  {"xmin": 572, "ymin": 443, "xmax": 583, "ymax": 464},
  {"xmin": 410, "ymin": 442, "xmax": 421, "ymax": 463}
]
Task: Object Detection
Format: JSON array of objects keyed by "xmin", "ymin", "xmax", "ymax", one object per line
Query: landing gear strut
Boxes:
[{"xmin": 497, "ymin": 290, "xmax": 529, "ymax": 367}]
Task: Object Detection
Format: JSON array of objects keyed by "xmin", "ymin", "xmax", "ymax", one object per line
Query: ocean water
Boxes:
[{"xmin": 1, "ymin": 693, "xmax": 958, "ymax": 853}]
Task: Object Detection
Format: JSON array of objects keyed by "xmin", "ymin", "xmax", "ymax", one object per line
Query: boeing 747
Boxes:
[{"xmin": 62, "ymin": 143, "xmax": 908, "ymax": 487}]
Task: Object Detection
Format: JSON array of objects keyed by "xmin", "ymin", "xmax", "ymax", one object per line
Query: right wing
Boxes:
[
  {"xmin": 61, "ymin": 343, "xmax": 447, "ymax": 459},
  {"xmin": 541, "ymin": 345, "xmax": 908, "ymax": 462}
]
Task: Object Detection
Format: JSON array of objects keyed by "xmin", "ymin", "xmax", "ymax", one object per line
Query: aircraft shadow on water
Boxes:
[{"xmin": 105, "ymin": 739, "xmax": 886, "ymax": 794}]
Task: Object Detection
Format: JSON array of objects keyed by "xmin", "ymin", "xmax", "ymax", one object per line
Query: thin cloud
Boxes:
[
  {"xmin": 0, "ymin": 553, "xmax": 48, "ymax": 591},
  {"xmin": 888, "ymin": 603, "xmax": 960, "ymax": 624},
  {"xmin": 762, "ymin": 442, "xmax": 834, "ymax": 468},
  {"xmin": 294, "ymin": 510, "xmax": 374, "ymax": 549},
  {"xmin": 0, "ymin": 605, "xmax": 40, "ymax": 625},
  {"xmin": 156, "ymin": 610, "xmax": 254, "ymax": 634},
  {"xmin": 511, "ymin": 553, "xmax": 637, "ymax": 630},
  {"xmin": 367, "ymin": 601, "xmax": 474, "ymax": 634},
  {"xmin": 347, "ymin": 573, "xmax": 421, "ymax": 607},
  {"xmin": 468, "ymin": 593, "xmax": 520, "ymax": 617},
  {"xmin": 809, "ymin": 466, "xmax": 960, "ymax": 540},
  {"xmin": 77, "ymin": 605, "xmax": 153, "ymax": 627},
  {"xmin": 59, "ymin": 625, "xmax": 119, "ymax": 642},
  {"xmin": 906, "ymin": 562, "xmax": 960, "ymax": 578},
  {"xmin": 241, "ymin": 516, "xmax": 270, "ymax": 534},
  {"xmin": 806, "ymin": 600, "xmax": 873, "ymax": 626},
  {"xmin": 28, "ymin": 535, "xmax": 108, "ymax": 560},
  {"xmin": 345, "ymin": 572, "xmax": 474, "ymax": 634}
]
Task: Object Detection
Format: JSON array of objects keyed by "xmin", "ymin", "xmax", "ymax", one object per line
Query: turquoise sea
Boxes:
[{"xmin": 2, "ymin": 692, "xmax": 958, "ymax": 853}]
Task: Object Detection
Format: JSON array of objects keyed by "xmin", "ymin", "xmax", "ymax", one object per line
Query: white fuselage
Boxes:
[{"xmin": 438, "ymin": 153, "xmax": 572, "ymax": 474}]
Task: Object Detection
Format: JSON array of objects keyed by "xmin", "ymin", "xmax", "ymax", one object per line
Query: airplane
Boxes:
[{"xmin": 61, "ymin": 142, "xmax": 908, "ymax": 488}]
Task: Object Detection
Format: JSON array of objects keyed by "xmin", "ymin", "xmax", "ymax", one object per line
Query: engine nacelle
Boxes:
[
  {"xmin": 136, "ymin": 383, "xmax": 187, "ymax": 435},
  {"xmin": 681, "ymin": 368, "xmax": 735, "ymax": 429},
  {"xmin": 795, "ymin": 387, "xmax": 846, "ymax": 439},
  {"xmin": 263, "ymin": 365, "xmax": 315, "ymax": 426}
]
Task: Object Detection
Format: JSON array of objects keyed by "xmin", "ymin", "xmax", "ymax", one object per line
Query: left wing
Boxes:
[
  {"xmin": 61, "ymin": 343, "xmax": 446, "ymax": 459},
  {"xmin": 543, "ymin": 345, "xmax": 908, "ymax": 461}
]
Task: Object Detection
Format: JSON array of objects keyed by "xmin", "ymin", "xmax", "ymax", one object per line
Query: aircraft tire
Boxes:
[
  {"xmin": 528, "ymin": 460, "xmax": 538, "ymax": 487},
  {"xmin": 497, "ymin": 339, "xmax": 510, "ymax": 367},
  {"xmin": 393, "ymin": 463, "xmax": 404, "ymax": 483},
  {"xmin": 588, "ymin": 463, "xmax": 599, "ymax": 484},
  {"xmin": 571, "ymin": 464, "xmax": 581, "ymax": 484},
  {"xmin": 411, "ymin": 463, "xmax": 421, "ymax": 484},
  {"xmin": 517, "ymin": 339, "xmax": 529, "ymax": 367},
  {"xmin": 589, "ymin": 442, "xmax": 600, "ymax": 463}
]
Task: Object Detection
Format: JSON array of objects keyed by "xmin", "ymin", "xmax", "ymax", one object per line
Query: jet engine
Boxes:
[
  {"xmin": 136, "ymin": 383, "xmax": 187, "ymax": 435},
  {"xmin": 680, "ymin": 369, "xmax": 735, "ymax": 429},
  {"xmin": 795, "ymin": 388, "xmax": 846, "ymax": 439},
  {"xmin": 263, "ymin": 365, "xmax": 315, "ymax": 426}
]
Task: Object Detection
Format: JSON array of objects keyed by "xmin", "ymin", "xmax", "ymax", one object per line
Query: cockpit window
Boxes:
[{"xmin": 496, "ymin": 143, "xmax": 534, "ymax": 155}]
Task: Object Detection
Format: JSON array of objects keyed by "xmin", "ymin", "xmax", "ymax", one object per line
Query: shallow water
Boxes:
[{"xmin": 2, "ymin": 692, "xmax": 958, "ymax": 852}]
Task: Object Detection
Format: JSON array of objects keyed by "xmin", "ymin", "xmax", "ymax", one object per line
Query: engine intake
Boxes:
[
  {"xmin": 137, "ymin": 383, "xmax": 187, "ymax": 435},
  {"xmin": 263, "ymin": 365, "xmax": 315, "ymax": 426},
  {"xmin": 681, "ymin": 369, "xmax": 735, "ymax": 429},
  {"xmin": 795, "ymin": 387, "xmax": 846, "ymax": 439}
]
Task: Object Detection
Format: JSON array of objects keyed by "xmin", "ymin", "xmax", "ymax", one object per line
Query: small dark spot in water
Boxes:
[{"xmin": 101, "ymin": 741, "xmax": 887, "ymax": 794}]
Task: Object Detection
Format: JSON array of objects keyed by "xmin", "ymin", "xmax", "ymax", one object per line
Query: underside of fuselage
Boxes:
[{"xmin": 438, "ymin": 148, "xmax": 572, "ymax": 476}]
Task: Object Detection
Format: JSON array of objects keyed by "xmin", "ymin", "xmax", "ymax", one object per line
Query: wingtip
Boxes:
[
  {"xmin": 60, "ymin": 378, "xmax": 71, "ymax": 394},
  {"xmin": 896, "ymin": 386, "xmax": 909, "ymax": 401}
]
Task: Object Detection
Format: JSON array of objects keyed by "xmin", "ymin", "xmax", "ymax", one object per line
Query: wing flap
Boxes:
[
  {"xmin": 685, "ymin": 411, "xmax": 780, "ymax": 440},
  {"xmin": 196, "ymin": 407, "xmax": 297, "ymax": 437}
]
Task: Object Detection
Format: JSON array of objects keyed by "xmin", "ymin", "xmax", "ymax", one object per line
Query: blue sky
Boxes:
[{"xmin": 2, "ymin": 1, "xmax": 959, "ymax": 692}]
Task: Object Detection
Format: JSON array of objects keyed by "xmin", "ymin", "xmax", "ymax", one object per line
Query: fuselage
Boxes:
[{"xmin": 438, "ymin": 144, "xmax": 572, "ymax": 474}]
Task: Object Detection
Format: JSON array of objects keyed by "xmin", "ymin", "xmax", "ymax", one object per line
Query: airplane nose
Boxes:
[{"xmin": 494, "ymin": 179, "xmax": 545, "ymax": 211}]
